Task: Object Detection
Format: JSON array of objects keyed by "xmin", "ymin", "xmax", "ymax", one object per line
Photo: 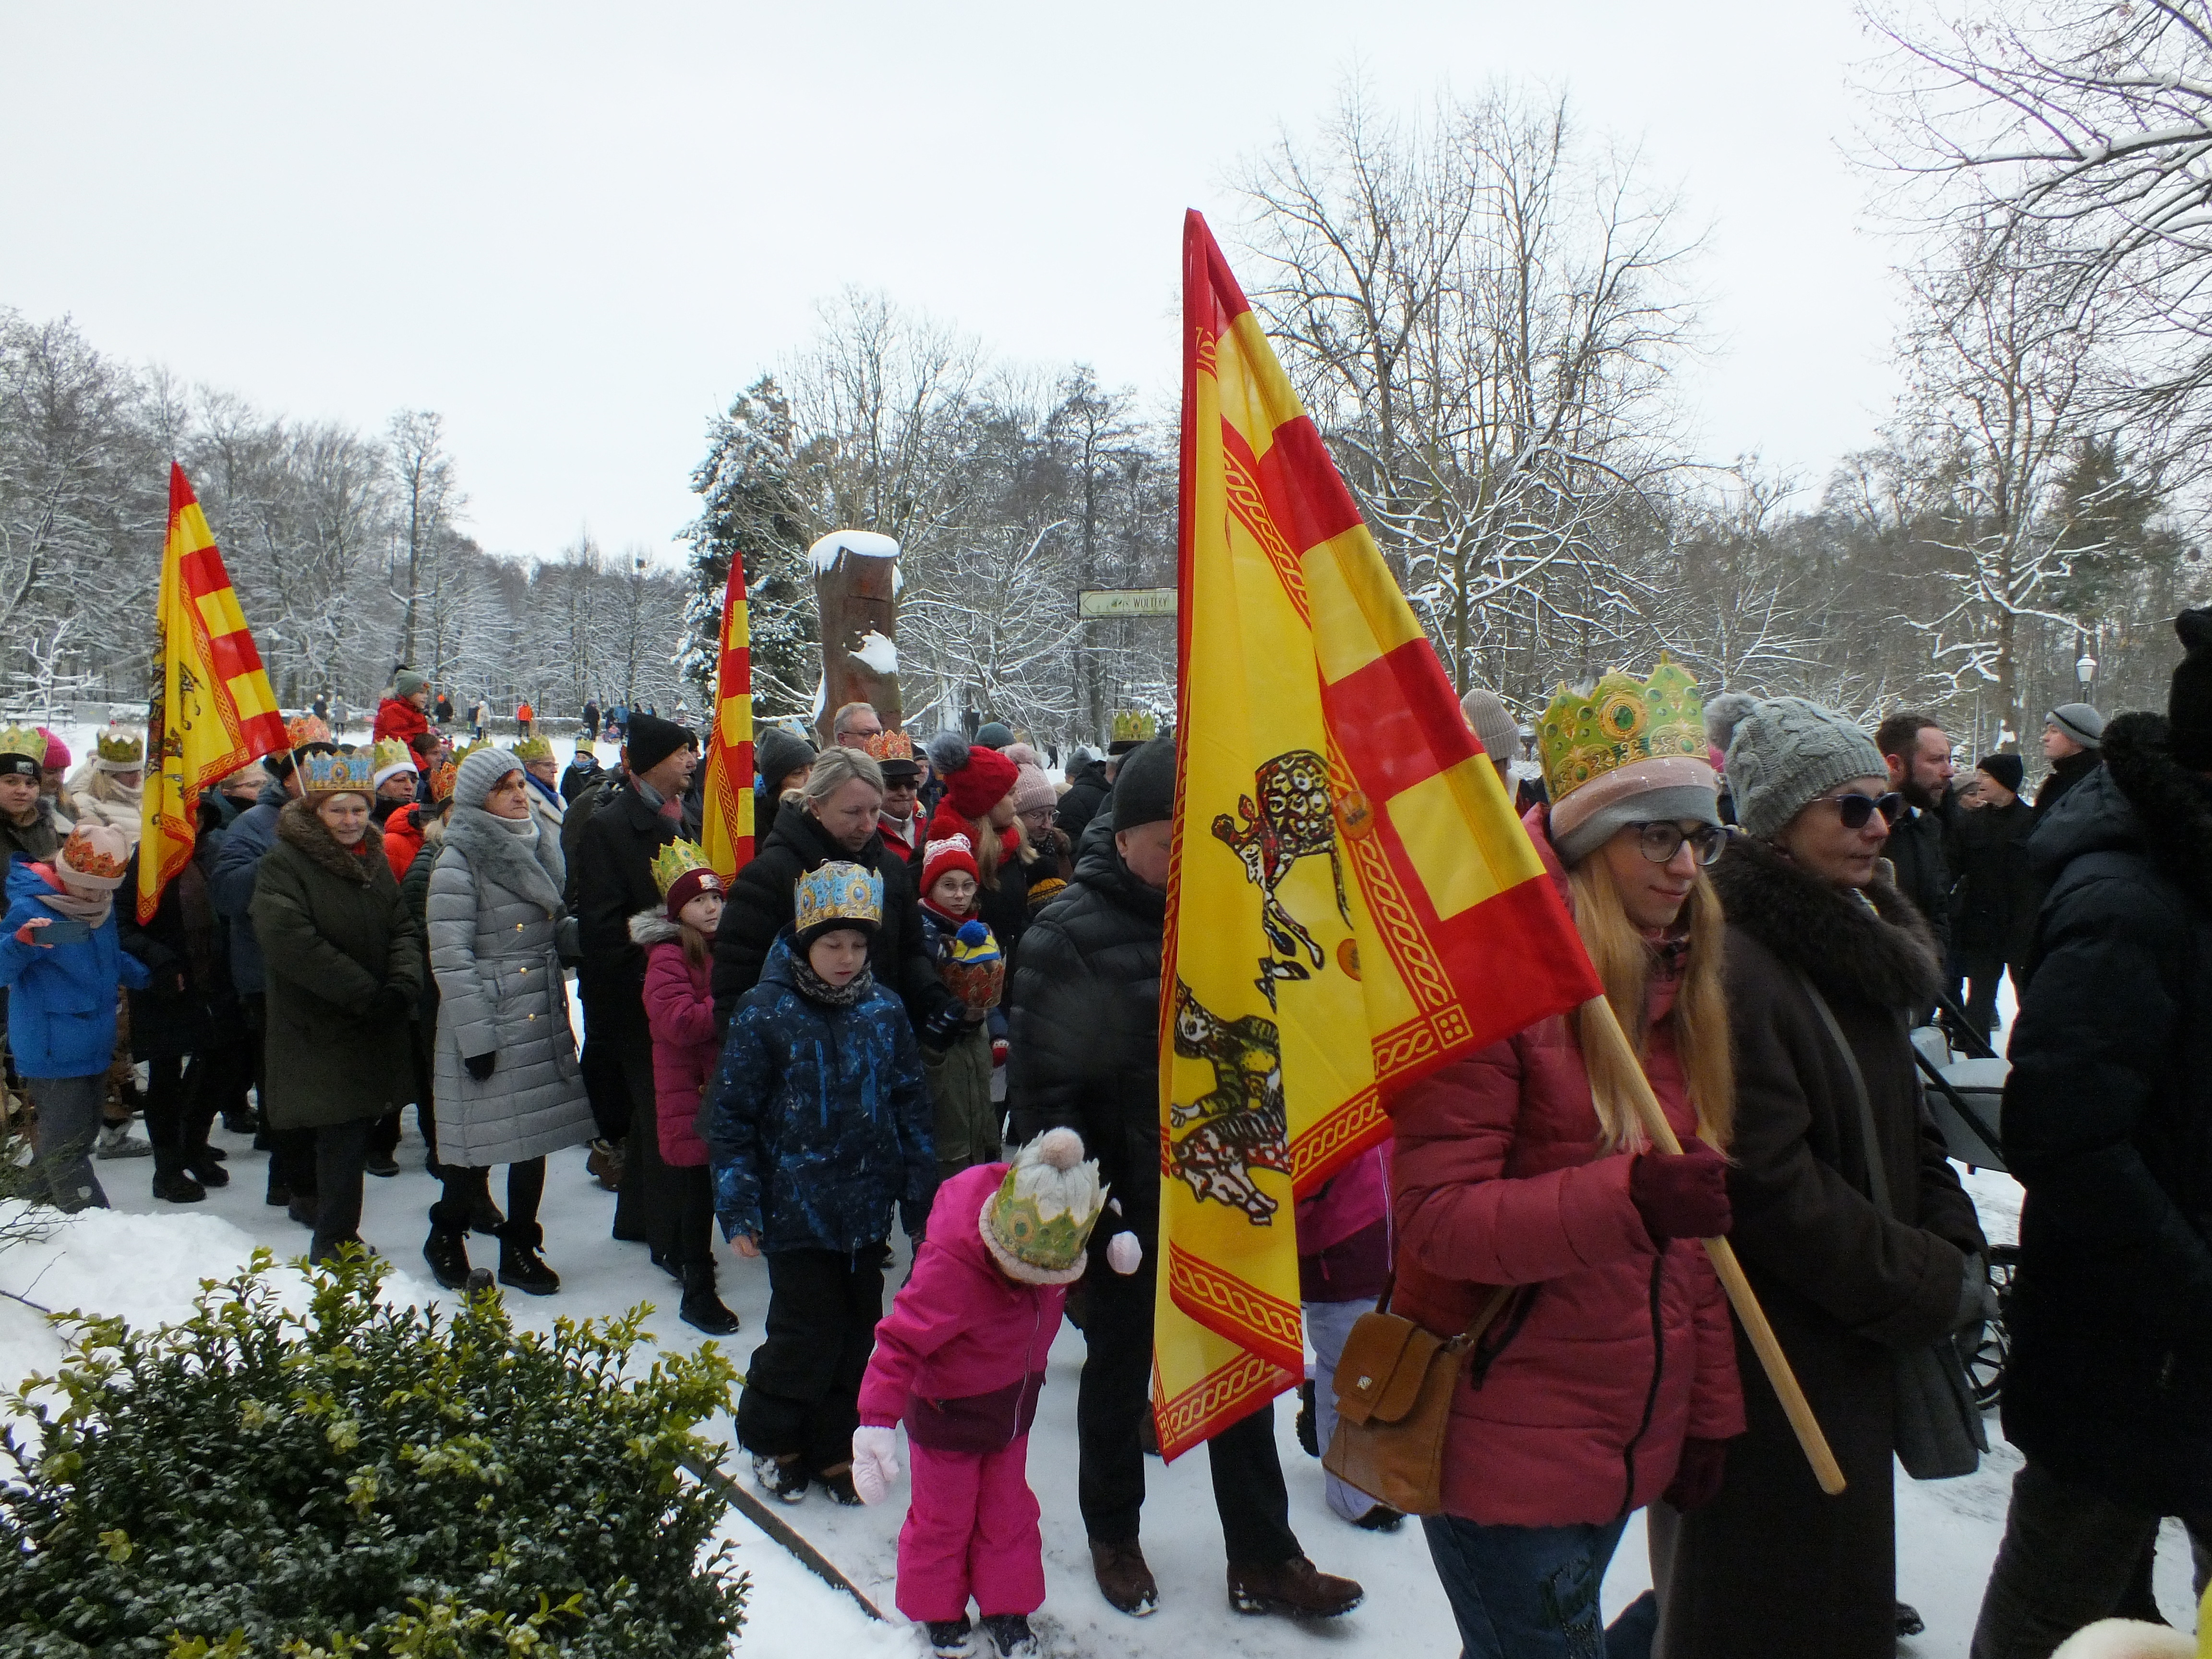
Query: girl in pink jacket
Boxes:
[
  {"xmin": 631, "ymin": 840, "xmax": 740, "ymax": 1337},
  {"xmin": 850, "ymin": 1128, "xmax": 1138, "ymax": 1659},
  {"xmin": 1389, "ymin": 664, "xmax": 1744, "ymax": 1659}
]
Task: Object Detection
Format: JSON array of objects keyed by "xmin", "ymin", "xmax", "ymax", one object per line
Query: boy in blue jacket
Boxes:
[
  {"xmin": 708, "ymin": 860, "xmax": 934, "ymax": 1507},
  {"xmin": 0, "ymin": 824, "xmax": 149, "ymax": 1210}
]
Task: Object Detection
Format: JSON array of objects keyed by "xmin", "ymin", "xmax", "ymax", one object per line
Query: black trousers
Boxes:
[
  {"xmin": 1954, "ymin": 951, "xmax": 2031, "ymax": 1045},
  {"xmin": 371, "ymin": 1023, "xmax": 438, "ymax": 1165},
  {"xmin": 1076, "ymin": 1248, "xmax": 1300, "ymax": 1565},
  {"xmin": 142, "ymin": 1054, "xmax": 214, "ymax": 1166},
  {"xmin": 736, "ymin": 1246, "xmax": 887, "ymax": 1474},
  {"xmin": 312, "ymin": 1118, "xmax": 374, "ymax": 1263},
  {"xmin": 432, "ymin": 1157, "xmax": 544, "ymax": 1235},
  {"xmin": 672, "ymin": 1163, "xmax": 718, "ymax": 1266},
  {"xmin": 578, "ymin": 980, "xmax": 637, "ymax": 1143}
]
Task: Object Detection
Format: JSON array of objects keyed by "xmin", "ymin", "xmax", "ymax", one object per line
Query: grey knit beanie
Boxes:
[
  {"xmin": 2047, "ymin": 701, "xmax": 2105, "ymax": 750},
  {"xmin": 454, "ymin": 746, "xmax": 522, "ymax": 811},
  {"xmin": 1716, "ymin": 696, "xmax": 1888, "ymax": 842}
]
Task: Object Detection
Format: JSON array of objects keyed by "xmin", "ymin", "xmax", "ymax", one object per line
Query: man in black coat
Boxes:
[
  {"xmin": 1972, "ymin": 613, "xmax": 2212, "ymax": 1656},
  {"xmin": 1875, "ymin": 711, "xmax": 1955, "ymax": 959},
  {"xmin": 1946, "ymin": 753, "xmax": 2040, "ymax": 1042},
  {"xmin": 1007, "ymin": 736, "xmax": 1362, "ymax": 1624},
  {"xmin": 2033, "ymin": 700, "xmax": 2104, "ymax": 825},
  {"xmin": 1054, "ymin": 749, "xmax": 1113, "ymax": 845},
  {"xmin": 575, "ymin": 712, "xmax": 696, "ymax": 1243},
  {"xmin": 709, "ymin": 746, "xmax": 960, "ymax": 1048}
]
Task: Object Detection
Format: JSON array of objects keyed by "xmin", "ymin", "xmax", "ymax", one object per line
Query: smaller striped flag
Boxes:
[
  {"xmin": 138, "ymin": 464, "xmax": 288, "ymax": 922},
  {"xmin": 697, "ymin": 556, "xmax": 755, "ymax": 882}
]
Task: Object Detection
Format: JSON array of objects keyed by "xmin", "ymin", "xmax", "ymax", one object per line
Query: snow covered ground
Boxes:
[{"xmin": 9, "ymin": 726, "xmax": 2200, "ymax": 1653}]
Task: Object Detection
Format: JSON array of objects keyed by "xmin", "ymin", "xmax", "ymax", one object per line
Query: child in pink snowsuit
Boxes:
[{"xmin": 851, "ymin": 1127, "xmax": 1140, "ymax": 1658}]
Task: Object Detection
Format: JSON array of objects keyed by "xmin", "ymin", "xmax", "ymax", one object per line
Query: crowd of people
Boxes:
[{"xmin": 6, "ymin": 616, "xmax": 2211, "ymax": 1659}]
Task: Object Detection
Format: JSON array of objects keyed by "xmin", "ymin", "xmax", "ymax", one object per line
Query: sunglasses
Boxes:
[
  {"xmin": 1824, "ymin": 791, "xmax": 1903, "ymax": 830},
  {"xmin": 1633, "ymin": 822, "xmax": 1729, "ymax": 866}
]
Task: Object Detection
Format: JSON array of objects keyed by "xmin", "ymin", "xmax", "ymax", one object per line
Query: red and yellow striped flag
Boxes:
[
  {"xmin": 697, "ymin": 555, "xmax": 755, "ymax": 883},
  {"xmin": 138, "ymin": 464, "xmax": 288, "ymax": 923},
  {"xmin": 1154, "ymin": 212, "xmax": 1603, "ymax": 1457}
]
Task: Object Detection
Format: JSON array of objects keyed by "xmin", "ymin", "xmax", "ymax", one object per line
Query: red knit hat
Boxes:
[
  {"xmin": 922, "ymin": 834, "xmax": 981, "ymax": 895},
  {"xmin": 929, "ymin": 733, "xmax": 1020, "ymax": 821}
]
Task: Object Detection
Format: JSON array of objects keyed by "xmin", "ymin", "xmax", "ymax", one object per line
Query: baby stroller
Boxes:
[{"xmin": 1911, "ymin": 1001, "xmax": 2017, "ymax": 1411}]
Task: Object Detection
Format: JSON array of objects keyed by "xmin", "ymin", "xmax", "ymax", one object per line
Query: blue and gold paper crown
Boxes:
[
  {"xmin": 299, "ymin": 750, "xmax": 377, "ymax": 796},
  {"xmin": 795, "ymin": 861, "xmax": 882, "ymax": 936}
]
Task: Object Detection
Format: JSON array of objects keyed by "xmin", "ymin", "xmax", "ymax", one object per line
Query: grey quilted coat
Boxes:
[{"xmin": 427, "ymin": 805, "xmax": 590, "ymax": 1167}]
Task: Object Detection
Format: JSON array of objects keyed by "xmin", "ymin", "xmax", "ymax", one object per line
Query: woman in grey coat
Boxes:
[{"xmin": 422, "ymin": 746, "xmax": 590, "ymax": 1294}]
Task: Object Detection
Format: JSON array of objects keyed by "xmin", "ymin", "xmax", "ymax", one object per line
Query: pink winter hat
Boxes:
[
  {"xmin": 37, "ymin": 729, "xmax": 69, "ymax": 770},
  {"xmin": 1011, "ymin": 763, "xmax": 1057, "ymax": 816}
]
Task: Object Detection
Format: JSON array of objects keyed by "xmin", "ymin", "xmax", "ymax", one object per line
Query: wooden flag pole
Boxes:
[{"xmin": 1581, "ymin": 994, "xmax": 1848, "ymax": 1497}]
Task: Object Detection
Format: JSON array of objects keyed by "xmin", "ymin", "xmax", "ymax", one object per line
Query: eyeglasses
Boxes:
[
  {"xmin": 1632, "ymin": 822, "xmax": 1729, "ymax": 866},
  {"xmin": 1822, "ymin": 791, "xmax": 1903, "ymax": 830}
]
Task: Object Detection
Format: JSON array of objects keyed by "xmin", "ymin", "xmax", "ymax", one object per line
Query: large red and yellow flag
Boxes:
[
  {"xmin": 138, "ymin": 464, "xmax": 288, "ymax": 923},
  {"xmin": 1154, "ymin": 212, "xmax": 1603, "ymax": 1456},
  {"xmin": 697, "ymin": 556, "xmax": 756, "ymax": 882}
]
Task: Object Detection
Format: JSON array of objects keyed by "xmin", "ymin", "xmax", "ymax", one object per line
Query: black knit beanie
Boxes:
[
  {"xmin": 1976, "ymin": 753, "xmax": 2025, "ymax": 796},
  {"xmin": 624, "ymin": 711, "xmax": 697, "ymax": 777},
  {"xmin": 2171, "ymin": 609, "xmax": 2212, "ymax": 769},
  {"xmin": 755, "ymin": 725, "xmax": 817, "ymax": 793},
  {"xmin": 1112, "ymin": 735, "xmax": 1177, "ymax": 830}
]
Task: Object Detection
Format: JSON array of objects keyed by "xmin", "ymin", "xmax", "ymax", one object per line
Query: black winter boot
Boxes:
[
  {"xmin": 678, "ymin": 1262, "xmax": 741, "ymax": 1335},
  {"xmin": 150, "ymin": 1144, "xmax": 204, "ymax": 1205},
  {"xmin": 497, "ymin": 1221, "xmax": 560, "ymax": 1295},
  {"xmin": 185, "ymin": 1147, "xmax": 229, "ymax": 1187},
  {"xmin": 422, "ymin": 1221, "xmax": 472, "ymax": 1291}
]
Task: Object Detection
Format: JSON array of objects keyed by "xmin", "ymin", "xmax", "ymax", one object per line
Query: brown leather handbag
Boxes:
[{"xmin": 1322, "ymin": 1281, "xmax": 1514, "ymax": 1516}]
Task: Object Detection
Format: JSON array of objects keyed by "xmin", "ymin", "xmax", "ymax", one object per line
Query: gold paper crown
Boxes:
[
  {"xmin": 794, "ymin": 861, "xmax": 882, "ymax": 936},
  {"xmin": 1110, "ymin": 711, "xmax": 1157, "ymax": 745},
  {"xmin": 512, "ymin": 734, "xmax": 554, "ymax": 763},
  {"xmin": 452, "ymin": 737, "xmax": 493, "ymax": 766},
  {"xmin": 651, "ymin": 839, "xmax": 716, "ymax": 899},
  {"xmin": 59, "ymin": 826, "xmax": 129, "ymax": 884},
  {"xmin": 0, "ymin": 725, "xmax": 45, "ymax": 764},
  {"xmin": 982, "ymin": 1130, "xmax": 1108, "ymax": 1281},
  {"xmin": 299, "ymin": 750, "xmax": 377, "ymax": 796},
  {"xmin": 1537, "ymin": 657, "xmax": 1707, "ymax": 805},
  {"xmin": 862, "ymin": 729, "xmax": 914, "ymax": 764},
  {"xmin": 96, "ymin": 729, "xmax": 145, "ymax": 767},
  {"xmin": 371, "ymin": 737, "xmax": 415, "ymax": 774},
  {"xmin": 427, "ymin": 760, "xmax": 458, "ymax": 803},
  {"xmin": 284, "ymin": 714, "xmax": 334, "ymax": 751}
]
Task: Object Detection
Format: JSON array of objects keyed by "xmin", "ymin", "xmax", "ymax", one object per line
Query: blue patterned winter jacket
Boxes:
[{"xmin": 707, "ymin": 934, "xmax": 935, "ymax": 1255}]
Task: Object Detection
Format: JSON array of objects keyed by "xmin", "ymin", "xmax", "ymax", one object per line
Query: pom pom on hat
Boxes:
[{"xmin": 1032, "ymin": 1126, "xmax": 1084, "ymax": 1171}]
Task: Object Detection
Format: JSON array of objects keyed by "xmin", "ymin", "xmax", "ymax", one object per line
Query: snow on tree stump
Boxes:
[{"xmin": 809, "ymin": 529, "xmax": 904, "ymax": 742}]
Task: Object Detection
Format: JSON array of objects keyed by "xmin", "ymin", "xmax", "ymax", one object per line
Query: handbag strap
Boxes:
[
  {"xmin": 1793, "ymin": 969, "xmax": 1894, "ymax": 1218},
  {"xmin": 1377, "ymin": 1272, "xmax": 1515, "ymax": 1346}
]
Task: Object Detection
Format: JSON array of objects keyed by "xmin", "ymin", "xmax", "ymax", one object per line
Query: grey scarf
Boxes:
[
  {"xmin": 443, "ymin": 805, "xmax": 566, "ymax": 917},
  {"xmin": 791, "ymin": 955, "xmax": 874, "ymax": 1009}
]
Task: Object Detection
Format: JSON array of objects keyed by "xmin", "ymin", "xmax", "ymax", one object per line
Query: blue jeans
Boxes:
[{"xmin": 1422, "ymin": 1512, "xmax": 1642, "ymax": 1659}]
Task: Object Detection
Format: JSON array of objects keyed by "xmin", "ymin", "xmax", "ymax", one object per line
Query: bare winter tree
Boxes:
[
  {"xmin": 1236, "ymin": 81, "xmax": 1702, "ymax": 693},
  {"xmin": 385, "ymin": 409, "xmax": 462, "ymax": 670}
]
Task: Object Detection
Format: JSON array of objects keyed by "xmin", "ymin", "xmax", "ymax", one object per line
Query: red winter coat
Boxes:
[
  {"xmin": 635, "ymin": 916, "xmax": 716, "ymax": 1166},
  {"xmin": 1390, "ymin": 840, "xmax": 1743, "ymax": 1528},
  {"xmin": 383, "ymin": 806, "xmax": 424, "ymax": 882},
  {"xmin": 373, "ymin": 697, "xmax": 430, "ymax": 745},
  {"xmin": 857, "ymin": 1162, "xmax": 1068, "ymax": 1451}
]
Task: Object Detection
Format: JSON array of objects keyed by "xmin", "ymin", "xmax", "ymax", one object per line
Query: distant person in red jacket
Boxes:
[
  {"xmin": 516, "ymin": 699, "xmax": 534, "ymax": 737},
  {"xmin": 373, "ymin": 670, "xmax": 432, "ymax": 746}
]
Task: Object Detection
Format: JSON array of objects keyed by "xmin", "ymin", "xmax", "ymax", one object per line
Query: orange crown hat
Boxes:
[
  {"xmin": 427, "ymin": 759, "xmax": 458, "ymax": 804},
  {"xmin": 57, "ymin": 824, "xmax": 130, "ymax": 890},
  {"xmin": 284, "ymin": 714, "xmax": 335, "ymax": 752},
  {"xmin": 863, "ymin": 729, "xmax": 914, "ymax": 764}
]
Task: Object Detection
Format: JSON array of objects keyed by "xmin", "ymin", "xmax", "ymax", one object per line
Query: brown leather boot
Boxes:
[
  {"xmin": 1226, "ymin": 1555, "xmax": 1364, "ymax": 1617},
  {"xmin": 1090, "ymin": 1539, "xmax": 1158, "ymax": 1616}
]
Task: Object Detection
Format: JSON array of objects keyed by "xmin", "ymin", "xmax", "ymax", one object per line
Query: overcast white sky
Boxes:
[{"xmin": 1, "ymin": 1, "xmax": 1904, "ymax": 566}]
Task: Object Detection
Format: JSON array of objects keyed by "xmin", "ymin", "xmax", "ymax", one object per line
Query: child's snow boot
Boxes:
[
  {"xmin": 752, "ymin": 1452, "xmax": 807, "ymax": 1504},
  {"xmin": 496, "ymin": 1221, "xmax": 560, "ymax": 1295},
  {"xmin": 678, "ymin": 1262, "xmax": 741, "ymax": 1335},
  {"xmin": 815, "ymin": 1462, "xmax": 862, "ymax": 1505},
  {"xmin": 926, "ymin": 1618, "xmax": 974, "ymax": 1657},
  {"xmin": 980, "ymin": 1613, "xmax": 1039, "ymax": 1658}
]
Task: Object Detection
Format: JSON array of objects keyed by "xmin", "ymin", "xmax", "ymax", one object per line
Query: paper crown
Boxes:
[
  {"xmin": 794, "ymin": 861, "xmax": 883, "ymax": 937},
  {"xmin": 299, "ymin": 750, "xmax": 377, "ymax": 796},
  {"xmin": 58, "ymin": 825, "xmax": 129, "ymax": 887},
  {"xmin": 651, "ymin": 838, "xmax": 717, "ymax": 899},
  {"xmin": 1110, "ymin": 711, "xmax": 1158, "ymax": 746},
  {"xmin": 862, "ymin": 729, "xmax": 915, "ymax": 765},
  {"xmin": 0, "ymin": 724, "xmax": 46, "ymax": 765},
  {"xmin": 980, "ymin": 1128, "xmax": 1108, "ymax": 1284},
  {"xmin": 284, "ymin": 714, "xmax": 335, "ymax": 751},
  {"xmin": 372, "ymin": 736, "xmax": 417, "ymax": 774},
  {"xmin": 452, "ymin": 736, "xmax": 493, "ymax": 767},
  {"xmin": 426, "ymin": 759, "xmax": 458, "ymax": 803},
  {"xmin": 1537, "ymin": 657, "xmax": 1707, "ymax": 805},
  {"xmin": 95, "ymin": 729, "xmax": 145, "ymax": 769},
  {"xmin": 512, "ymin": 734, "xmax": 554, "ymax": 763}
]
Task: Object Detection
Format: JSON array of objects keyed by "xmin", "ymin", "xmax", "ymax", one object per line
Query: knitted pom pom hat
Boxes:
[
  {"xmin": 927, "ymin": 731, "xmax": 1021, "ymax": 821},
  {"xmin": 979, "ymin": 1127, "xmax": 1108, "ymax": 1285}
]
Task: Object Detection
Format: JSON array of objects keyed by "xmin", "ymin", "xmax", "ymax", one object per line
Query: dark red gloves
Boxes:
[
  {"xmin": 1663, "ymin": 1435, "xmax": 1733, "ymax": 1512},
  {"xmin": 1628, "ymin": 1137, "xmax": 1731, "ymax": 1244}
]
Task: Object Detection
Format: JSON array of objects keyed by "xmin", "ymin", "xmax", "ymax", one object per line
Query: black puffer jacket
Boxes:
[
  {"xmin": 2032, "ymin": 746, "xmax": 2100, "ymax": 825},
  {"xmin": 1007, "ymin": 812, "xmax": 1166, "ymax": 1258},
  {"xmin": 709, "ymin": 800, "xmax": 957, "ymax": 1045},
  {"xmin": 1948, "ymin": 795, "xmax": 2040, "ymax": 962},
  {"xmin": 1883, "ymin": 803, "xmax": 1952, "ymax": 955},
  {"xmin": 1055, "ymin": 757, "xmax": 1112, "ymax": 845},
  {"xmin": 2002, "ymin": 711, "xmax": 2212, "ymax": 1512}
]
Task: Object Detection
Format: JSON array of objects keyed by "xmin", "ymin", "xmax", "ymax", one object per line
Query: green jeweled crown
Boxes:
[
  {"xmin": 651, "ymin": 838, "xmax": 715, "ymax": 899},
  {"xmin": 1110, "ymin": 710, "xmax": 1158, "ymax": 746},
  {"xmin": 299, "ymin": 750, "xmax": 377, "ymax": 796},
  {"xmin": 96, "ymin": 728, "xmax": 145, "ymax": 768},
  {"xmin": 794, "ymin": 861, "xmax": 882, "ymax": 935},
  {"xmin": 1537, "ymin": 657, "xmax": 1707, "ymax": 805},
  {"xmin": 0, "ymin": 725, "xmax": 45, "ymax": 765},
  {"xmin": 982, "ymin": 1128, "xmax": 1107, "ymax": 1280},
  {"xmin": 371, "ymin": 736, "xmax": 415, "ymax": 775},
  {"xmin": 512, "ymin": 733, "xmax": 554, "ymax": 763}
]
